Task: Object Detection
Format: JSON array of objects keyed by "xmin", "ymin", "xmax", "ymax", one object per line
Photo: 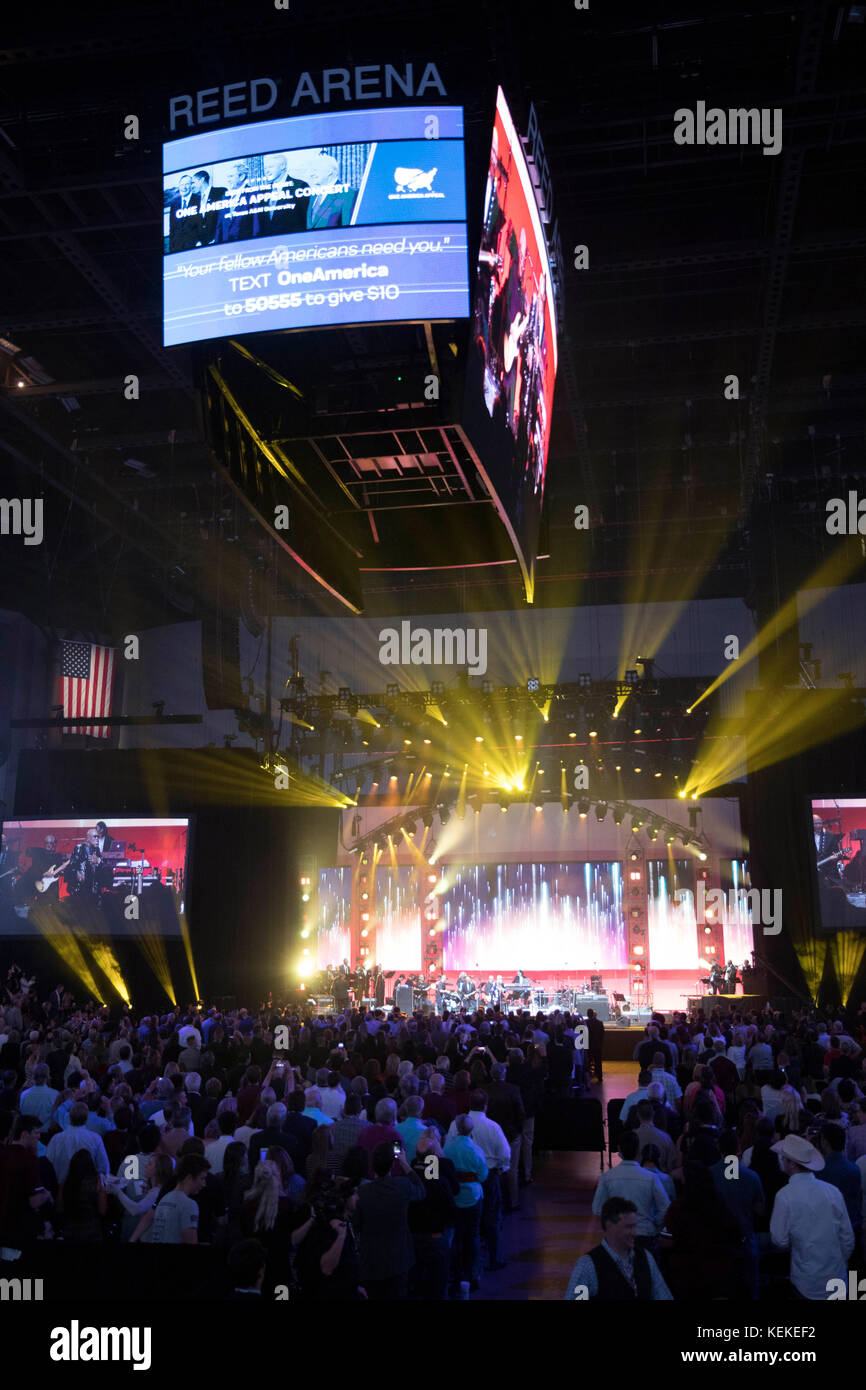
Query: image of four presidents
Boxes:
[{"xmin": 164, "ymin": 145, "xmax": 368, "ymax": 253}]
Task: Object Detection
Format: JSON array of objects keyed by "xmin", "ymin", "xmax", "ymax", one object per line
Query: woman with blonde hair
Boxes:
[{"xmin": 239, "ymin": 1159, "xmax": 293, "ymax": 1292}]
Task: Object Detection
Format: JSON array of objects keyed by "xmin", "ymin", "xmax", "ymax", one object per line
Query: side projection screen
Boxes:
[
  {"xmin": 463, "ymin": 87, "xmax": 558, "ymax": 602},
  {"xmin": 163, "ymin": 106, "xmax": 470, "ymax": 345}
]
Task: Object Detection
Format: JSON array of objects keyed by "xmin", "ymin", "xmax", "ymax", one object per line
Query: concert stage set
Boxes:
[{"xmin": 313, "ymin": 796, "xmax": 757, "ymax": 1016}]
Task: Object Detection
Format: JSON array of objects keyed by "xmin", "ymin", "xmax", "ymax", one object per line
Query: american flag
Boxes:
[{"xmin": 61, "ymin": 640, "xmax": 116, "ymax": 738}]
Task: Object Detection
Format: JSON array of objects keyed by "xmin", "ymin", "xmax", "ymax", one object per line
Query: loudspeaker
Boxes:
[{"xmin": 395, "ymin": 985, "xmax": 414, "ymax": 1014}]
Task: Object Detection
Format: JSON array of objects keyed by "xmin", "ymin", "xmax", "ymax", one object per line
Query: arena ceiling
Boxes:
[{"xmin": 1, "ymin": 0, "xmax": 864, "ymax": 632}]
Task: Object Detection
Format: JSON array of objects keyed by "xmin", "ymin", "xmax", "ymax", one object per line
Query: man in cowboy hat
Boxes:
[{"xmin": 769, "ymin": 1134, "xmax": 854, "ymax": 1299}]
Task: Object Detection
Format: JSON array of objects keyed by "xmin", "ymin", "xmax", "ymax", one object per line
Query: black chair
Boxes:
[
  {"xmin": 606, "ymin": 1097, "xmax": 625, "ymax": 1168},
  {"xmin": 535, "ymin": 1095, "xmax": 605, "ymax": 1169}
]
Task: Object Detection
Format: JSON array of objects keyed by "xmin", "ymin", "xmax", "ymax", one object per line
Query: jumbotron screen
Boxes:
[
  {"xmin": 162, "ymin": 106, "xmax": 470, "ymax": 345},
  {"xmin": 0, "ymin": 818, "xmax": 189, "ymax": 936},
  {"xmin": 810, "ymin": 797, "xmax": 866, "ymax": 932},
  {"xmin": 463, "ymin": 86, "xmax": 558, "ymax": 598}
]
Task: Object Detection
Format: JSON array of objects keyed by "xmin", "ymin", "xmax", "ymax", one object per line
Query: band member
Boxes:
[
  {"xmin": 0, "ymin": 834, "xmax": 17, "ymax": 900},
  {"xmin": 16, "ymin": 834, "xmax": 69, "ymax": 903},
  {"xmin": 709, "ymin": 962, "xmax": 724, "ymax": 995},
  {"xmin": 93, "ymin": 822, "xmax": 115, "ymax": 855},
  {"xmin": 813, "ymin": 813, "xmax": 844, "ymax": 870},
  {"xmin": 338, "ymin": 959, "xmax": 351, "ymax": 977},
  {"xmin": 373, "ymin": 964, "xmax": 385, "ymax": 1008},
  {"xmin": 435, "ymin": 975, "xmax": 448, "ymax": 1012},
  {"xmin": 332, "ymin": 967, "xmax": 349, "ymax": 1008},
  {"xmin": 723, "ymin": 960, "xmax": 741, "ymax": 993},
  {"xmin": 455, "ymin": 972, "xmax": 476, "ymax": 1004}
]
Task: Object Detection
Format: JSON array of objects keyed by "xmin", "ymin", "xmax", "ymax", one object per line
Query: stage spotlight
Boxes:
[
  {"xmin": 535, "ymin": 802, "xmax": 543, "ymax": 812},
  {"xmin": 475, "ymin": 734, "xmax": 484, "ymax": 743},
  {"xmin": 527, "ymin": 676, "xmax": 540, "ymax": 692},
  {"xmin": 698, "ymin": 851, "xmax": 708, "ymax": 861},
  {"xmin": 403, "ymin": 818, "xmax": 417, "ymax": 837},
  {"xmin": 578, "ymin": 673, "xmax": 592, "ymax": 688},
  {"xmin": 482, "ymin": 679, "xmax": 493, "ymax": 693},
  {"xmin": 568, "ymin": 730, "xmax": 577, "ymax": 739},
  {"xmin": 431, "ymin": 680, "xmax": 444, "ymax": 695},
  {"xmin": 612, "ymin": 806, "xmax": 626, "ymax": 826},
  {"xmin": 422, "ymin": 810, "xmax": 435, "ymax": 829},
  {"xmin": 646, "ymin": 823, "xmax": 659, "ymax": 842},
  {"xmin": 386, "ymin": 683, "xmax": 399, "ymax": 698},
  {"xmin": 632, "ymin": 813, "xmax": 645, "ymax": 831},
  {"xmin": 666, "ymin": 829, "xmax": 676, "ymax": 844},
  {"xmin": 577, "ymin": 799, "xmax": 590, "ymax": 818},
  {"xmin": 427, "ymin": 873, "xmax": 437, "ymax": 884},
  {"xmin": 438, "ymin": 806, "xmax": 451, "ymax": 826},
  {"xmin": 595, "ymin": 802, "xmax": 608, "ymax": 822}
]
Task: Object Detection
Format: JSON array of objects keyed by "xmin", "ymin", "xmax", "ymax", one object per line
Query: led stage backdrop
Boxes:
[
  {"xmin": 646, "ymin": 859, "xmax": 698, "ymax": 970},
  {"xmin": 374, "ymin": 864, "xmax": 422, "ymax": 970},
  {"xmin": 317, "ymin": 866, "xmax": 351, "ymax": 968},
  {"xmin": 439, "ymin": 862, "xmax": 626, "ymax": 973},
  {"xmin": 0, "ymin": 818, "xmax": 189, "ymax": 937},
  {"xmin": 163, "ymin": 106, "xmax": 469, "ymax": 344}
]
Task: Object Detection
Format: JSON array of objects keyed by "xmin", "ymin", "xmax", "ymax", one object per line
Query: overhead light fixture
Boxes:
[
  {"xmin": 527, "ymin": 676, "xmax": 540, "ymax": 692},
  {"xmin": 595, "ymin": 802, "xmax": 608, "ymax": 822},
  {"xmin": 612, "ymin": 806, "xmax": 625, "ymax": 826},
  {"xmin": 577, "ymin": 799, "xmax": 590, "ymax": 819}
]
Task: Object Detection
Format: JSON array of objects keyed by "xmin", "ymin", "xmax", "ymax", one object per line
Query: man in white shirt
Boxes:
[
  {"xmin": 178, "ymin": 1021, "xmax": 202, "ymax": 1051},
  {"xmin": 592, "ymin": 1131, "xmax": 669, "ymax": 1244},
  {"xmin": 447, "ymin": 1092, "xmax": 511, "ymax": 1271},
  {"xmin": 45, "ymin": 1102, "xmax": 109, "ymax": 1183},
  {"xmin": 319, "ymin": 1074, "xmax": 345, "ymax": 1120},
  {"xmin": 205, "ymin": 1110, "xmax": 240, "ymax": 1174},
  {"xmin": 19, "ymin": 1064, "xmax": 59, "ymax": 1133},
  {"xmin": 770, "ymin": 1134, "xmax": 854, "ymax": 1299}
]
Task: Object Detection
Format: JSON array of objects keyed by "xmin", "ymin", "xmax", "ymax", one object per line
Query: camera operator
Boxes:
[{"xmin": 292, "ymin": 1172, "xmax": 364, "ymax": 1300}]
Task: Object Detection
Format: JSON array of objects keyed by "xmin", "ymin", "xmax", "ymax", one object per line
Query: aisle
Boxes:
[{"xmin": 471, "ymin": 1063, "xmax": 637, "ymax": 1300}]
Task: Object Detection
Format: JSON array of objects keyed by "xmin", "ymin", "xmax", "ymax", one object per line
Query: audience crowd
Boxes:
[{"xmin": 1, "ymin": 961, "xmax": 865, "ymax": 1301}]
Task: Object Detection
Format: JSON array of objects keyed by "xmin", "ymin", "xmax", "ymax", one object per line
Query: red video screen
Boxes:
[
  {"xmin": 463, "ymin": 86, "xmax": 558, "ymax": 599},
  {"xmin": 0, "ymin": 817, "xmax": 190, "ymax": 936}
]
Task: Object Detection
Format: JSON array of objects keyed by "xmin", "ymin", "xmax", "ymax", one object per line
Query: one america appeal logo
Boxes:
[{"xmin": 389, "ymin": 165, "xmax": 443, "ymax": 199}]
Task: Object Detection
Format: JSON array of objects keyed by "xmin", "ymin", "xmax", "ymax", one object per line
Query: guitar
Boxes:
[
  {"xmin": 503, "ymin": 309, "xmax": 529, "ymax": 375},
  {"xmin": 36, "ymin": 863, "xmax": 69, "ymax": 893}
]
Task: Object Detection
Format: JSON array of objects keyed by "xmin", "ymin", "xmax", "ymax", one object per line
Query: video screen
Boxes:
[
  {"xmin": 317, "ymin": 867, "xmax": 351, "ymax": 968},
  {"xmin": 646, "ymin": 859, "xmax": 698, "ymax": 969},
  {"xmin": 463, "ymin": 87, "xmax": 558, "ymax": 598},
  {"xmin": 163, "ymin": 106, "xmax": 469, "ymax": 344},
  {"xmin": 0, "ymin": 818, "xmax": 189, "ymax": 937},
  {"xmin": 374, "ymin": 864, "xmax": 422, "ymax": 971},
  {"xmin": 439, "ymin": 861, "xmax": 626, "ymax": 972},
  {"xmin": 810, "ymin": 798, "xmax": 866, "ymax": 931}
]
